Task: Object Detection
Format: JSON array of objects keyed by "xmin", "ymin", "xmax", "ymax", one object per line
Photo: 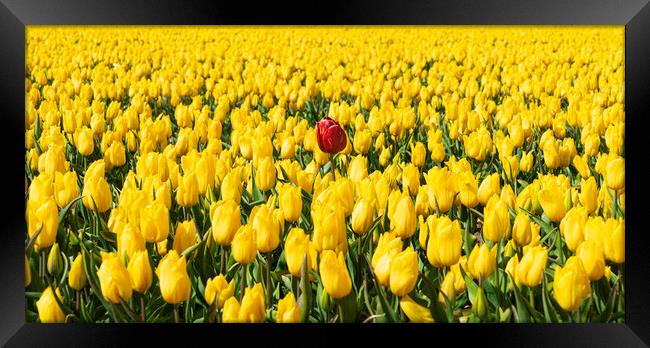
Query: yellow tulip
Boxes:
[
  {"xmin": 140, "ymin": 200, "xmax": 169, "ymax": 243},
  {"xmin": 68, "ymin": 253, "xmax": 86, "ymax": 290},
  {"xmin": 82, "ymin": 176, "xmax": 112, "ymax": 212},
  {"xmin": 27, "ymin": 197, "xmax": 59, "ymax": 249},
  {"xmin": 252, "ymin": 204, "xmax": 281, "ymax": 253},
  {"xmin": 516, "ymin": 246, "xmax": 547, "ymax": 288},
  {"xmin": 232, "ymin": 225, "xmax": 257, "ymax": 265},
  {"xmin": 605, "ymin": 157, "xmax": 624, "ymax": 191},
  {"xmin": 53, "ymin": 171, "xmax": 79, "ymax": 209},
  {"xmin": 173, "ymin": 220, "xmax": 198, "ymax": 254},
  {"xmin": 537, "ymin": 185, "xmax": 566, "ymax": 222},
  {"xmin": 390, "ymin": 194, "xmax": 417, "ymax": 239},
  {"xmin": 467, "ymin": 243, "xmax": 497, "ymax": 281},
  {"xmin": 97, "ymin": 252, "xmax": 132, "ymax": 303},
  {"xmin": 222, "ymin": 297, "xmax": 241, "ymax": 323},
  {"xmin": 351, "ymin": 198, "xmax": 375, "ymax": 235},
  {"xmin": 477, "ymin": 173, "xmax": 500, "ymax": 206},
  {"xmin": 239, "ymin": 283, "xmax": 265, "ymax": 323},
  {"xmin": 604, "ymin": 218, "xmax": 624, "ymax": 263},
  {"xmin": 579, "ymin": 177, "xmax": 599, "ymax": 215},
  {"xmin": 400, "ymin": 295, "xmax": 434, "ymax": 323},
  {"xmin": 204, "ymin": 274, "xmax": 235, "ymax": 309},
  {"xmin": 426, "ymin": 215, "xmax": 462, "ymax": 267},
  {"xmin": 389, "ymin": 247, "xmax": 419, "ymax": 297},
  {"xmin": 553, "ymin": 256, "xmax": 591, "ymax": 312},
  {"xmin": 127, "ymin": 250, "xmax": 153, "ymax": 293},
  {"xmin": 284, "ymin": 228, "xmax": 317, "ymax": 277},
  {"xmin": 156, "ymin": 250, "xmax": 191, "ymax": 304},
  {"xmin": 256, "ymin": 156, "xmax": 276, "ymax": 192},
  {"xmin": 36, "ymin": 287, "xmax": 66, "ymax": 323},
  {"xmin": 117, "ymin": 222, "xmax": 145, "ymax": 261},
  {"xmin": 411, "ymin": 142, "xmax": 427, "ymax": 168},
  {"xmin": 210, "ymin": 199, "xmax": 241, "ymax": 246},
  {"xmin": 176, "ymin": 172, "xmax": 199, "ymax": 207},
  {"xmin": 371, "ymin": 232, "xmax": 403, "ymax": 286},
  {"xmin": 277, "ymin": 292, "xmax": 301, "ymax": 323},
  {"xmin": 319, "ymin": 250, "xmax": 352, "ymax": 299},
  {"xmin": 483, "ymin": 196, "xmax": 511, "ymax": 243},
  {"xmin": 576, "ymin": 240, "xmax": 605, "ymax": 281},
  {"xmin": 512, "ymin": 213, "xmax": 532, "ymax": 247},
  {"xmin": 279, "ymin": 184, "xmax": 302, "ymax": 223}
]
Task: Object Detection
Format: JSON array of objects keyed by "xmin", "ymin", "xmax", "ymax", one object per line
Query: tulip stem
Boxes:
[
  {"xmin": 140, "ymin": 295, "xmax": 146, "ymax": 322},
  {"xmin": 76, "ymin": 290, "xmax": 80, "ymax": 313},
  {"xmin": 329, "ymin": 157, "xmax": 336, "ymax": 180},
  {"xmin": 265, "ymin": 253, "xmax": 272, "ymax": 307},
  {"xmin": 240, "ymin": 264, "xmax": 247, "ymax": 301},
  {"xmin": 173, "ymin": 304, "xmax": 180, "ymax": 323},
  {"xmin": 220, "ymin": 245, "xmax": 226, "ymax": 274}
]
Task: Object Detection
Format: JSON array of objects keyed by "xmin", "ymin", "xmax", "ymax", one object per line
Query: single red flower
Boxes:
[{"xmin": 316, "ymin": 117, "xmax": 347, "ymax": 154}]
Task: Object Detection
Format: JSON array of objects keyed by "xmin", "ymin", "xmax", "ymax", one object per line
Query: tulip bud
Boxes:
[
  {"xmin": 473, "ymin": 287, "xmax": 488, "ymax": 319},
  {"xmin": 498, "ymin": 307, "xmax": 512, "ymax": 322},
  {"xmin": 68, "ymin": 253, "xmax": 86, "ymax": 290},
  {"xmin": 320, "ymin": 288, "xmax": 332, "ymax": 312},
  {"xmin": 439, "ymin": 271, "xmax": 456, "ymax": 304},
  {"xmin": 47, "ymin": 243, "xmax": 62, "ymax": 276}
]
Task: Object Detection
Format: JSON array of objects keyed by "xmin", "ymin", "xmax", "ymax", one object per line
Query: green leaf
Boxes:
[
  {"xmin": 508, "ymin": 273, "xmax": 530, "ymax": 323},
  {"xmin": 363, "ymin": 255, "xmax": 396, "ymax": 322}
]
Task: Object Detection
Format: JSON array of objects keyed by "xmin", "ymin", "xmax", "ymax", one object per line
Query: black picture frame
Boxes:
[{"xmin": 1, "ymin": 0, "xmax": 648, "ymax": 346}]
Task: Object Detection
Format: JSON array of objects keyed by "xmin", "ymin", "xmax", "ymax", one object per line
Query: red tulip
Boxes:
[{"xmin": 316, "ymin": 117, "xmax": 347, "ymax": 154}]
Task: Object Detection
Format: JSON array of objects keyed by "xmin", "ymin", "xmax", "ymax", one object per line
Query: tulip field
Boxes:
[{"xmin": 25, "ymin": 27, "xmax": 625, "ymax": 323}]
